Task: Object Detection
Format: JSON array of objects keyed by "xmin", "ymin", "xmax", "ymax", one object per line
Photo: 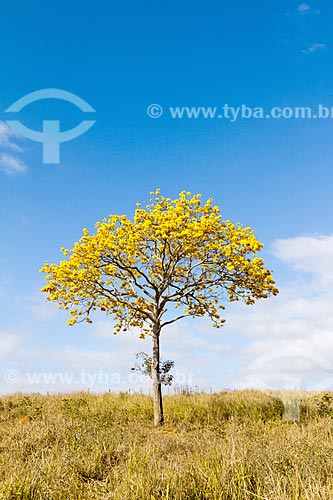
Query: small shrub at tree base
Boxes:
[{"xmin": 131, "ymin": 352, "xmax": 175, "ymax": 386}]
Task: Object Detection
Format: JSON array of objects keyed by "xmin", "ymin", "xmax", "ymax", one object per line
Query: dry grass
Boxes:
[{"xmin": 0, "ymin": 390, "xmax": 333, "ymax": 499}]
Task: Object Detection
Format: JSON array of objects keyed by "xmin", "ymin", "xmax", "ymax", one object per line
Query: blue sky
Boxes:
[{"xmin": 1, "ymin": 1, "xmax": 333, "ymax": 394}]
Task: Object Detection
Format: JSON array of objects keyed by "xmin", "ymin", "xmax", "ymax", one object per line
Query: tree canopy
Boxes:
[{"xmin": 40, "ymin": 189, "xmax": 278, "ymax": 335}]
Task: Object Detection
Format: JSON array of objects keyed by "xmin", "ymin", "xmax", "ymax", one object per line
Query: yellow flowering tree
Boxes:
[{"xmin": 40, "ymin": 189, "xmax": 278, "ymax": 426}]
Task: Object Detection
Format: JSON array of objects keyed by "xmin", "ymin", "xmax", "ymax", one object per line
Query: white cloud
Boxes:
[
  {"xmin": 0, "ymin": 121, "xmax": 27, "ymax": 175},
  {"xmin": 0, "ymin": 332, "xmax": 23, "ymax": 359},
  {"xmin": 0, "ymin": 153, "xmax": 27, "ymax": 176},
  {"xmin": 298, "ymin": 3, "xmax": 311, "ymax": 13},
  {"xmin": 272, "ymin": 234, "xmax": 333, "ymax": 288},
  {"xmin": 0, "ymin": 121, "xmax": 24, "ymax": 152},
  {"xmin": 301, "ymin": 43, "xmax": 326, "ymax": 54},
  {"xmin": 61, "ymin": 347, "xmax": 126, "ymax": 371},
  {"xmin": 236, "ymin": 331, "xmax": 333, "ymax": 391},
  {"xmin": 17, "ymin": 215, "xmax": 28, "ymax": 224},
  {"xmin": 227, "ymin": 234, "xmax": 333, "ymax": 390},
  {"xmin": 26, "ymin": 293, "xmax": 58, "ymax": 321}
]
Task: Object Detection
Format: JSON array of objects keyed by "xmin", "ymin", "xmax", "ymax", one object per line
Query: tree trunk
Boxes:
[{"xmin": 152, "ymin": 324, "xmax": 164, "ymax": 426}]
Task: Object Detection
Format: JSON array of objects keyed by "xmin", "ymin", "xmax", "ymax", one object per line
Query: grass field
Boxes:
[{"xmin": 1, "ymin": 390, "xmax": 333, "ymax": 499}]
